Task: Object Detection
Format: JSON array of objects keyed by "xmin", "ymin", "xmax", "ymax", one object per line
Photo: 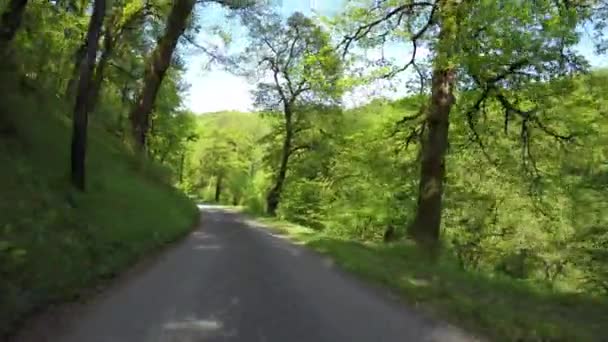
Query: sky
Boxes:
[{"xmin": 182, "ymin": 0, "xmax": 607, "ymax": 114}]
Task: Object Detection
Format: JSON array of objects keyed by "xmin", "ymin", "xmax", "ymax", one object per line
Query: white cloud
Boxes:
[{"xmin": 183, "ymin": 63, "xmax": 254, "ymax": 114}]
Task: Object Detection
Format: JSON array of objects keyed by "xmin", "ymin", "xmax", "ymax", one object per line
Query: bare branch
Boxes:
[
  {"xmin": 396, "ymin": 110, "xmax": 424, "ymax": 125},
  {"xmin": 290, "ymin": 144, "xmax": 312, "ymax": 154},
  {"xmin": 495, "ymin": 92, "xmax": 574, "ymax": 142},
  {"xmin": 339, "ymin": 1, "xmax": 435, "ymax": 57},
  {"xmin": 378, "ymin": 2, "xmax": 436, "ymax": 91},
  {"xmin": 464, "ymin": 90, "xmax": 498, "ymax": 165},
  {"xmin": 108, "ymin": 61, "xmax": 139, "ymax": 79},
  {"xmin": 182, "ymin": 34, "xmax": 231, "ymax": 68}
]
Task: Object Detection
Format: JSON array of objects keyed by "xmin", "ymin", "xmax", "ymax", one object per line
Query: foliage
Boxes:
[
  {"xmin": 183, "ymin": 70, "xmax": 608, "ymax": 304},
  {"xmin": 185, "ymin": 111, "xmax": 270, "ymax": 204}
]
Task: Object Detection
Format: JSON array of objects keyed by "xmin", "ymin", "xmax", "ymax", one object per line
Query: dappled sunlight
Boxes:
[
  {"xmin": 191, "ymin": 231, "xmax": 215, "ymax": 240},
  {"xmin": 322, "ymin": 257, "xmax": 335, "ymax": 269},
  {"xmin": 163, "ymin": 318, "xmax": 223, "ymax": 332},
  {"xmin": 403, "ymin": 276, "xmax": 431, "ymax": 288},
  {"xmin": 160, "ymin": 297, "xmax": 242, "ymax": 340},
  {"xmin": 425, "ymin": 325, "xmax": 480, "ymax": 342},
  {"xmin": 157, "ymin": 317, "xmax": 229, "ymax": 342},
  {"xmin": 193, "ymin": 244, "xmax": 223, "ymax": 251},
  {"xmin": 197, "ymin": 204, "xmax": 233, "ymax": 211},
  {"xmin": 269, "ymin": 239, "xmax": 302, "ymax": 257},
  {"xmin": 197, "ymin": 204, "xmax": 244, "ymax": 214}
]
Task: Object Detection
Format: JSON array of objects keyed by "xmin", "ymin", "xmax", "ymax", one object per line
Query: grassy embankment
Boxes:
[{"xmin": 0, "ymin": 89, "xmax": 199, "ymax": 336}]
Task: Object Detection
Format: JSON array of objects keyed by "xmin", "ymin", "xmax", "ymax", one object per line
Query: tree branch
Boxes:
[
  {"xmin": 495, "ymin": 92, "xmax": 574, "ymax": 142},
  {"xmin": 339, "ymin": 1, "xmax": 435, "ymax": 57},
  {"xmin": 464, "ymin": 90, "xmax": 498, "ymax": 165},
  {"xmin": 108, "ymin": 61, "xmax": 139, "ymax": 79}
]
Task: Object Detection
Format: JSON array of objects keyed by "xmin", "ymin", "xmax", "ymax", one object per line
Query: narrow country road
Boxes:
[{"xmin": 12, "ymin": 206, "xmax": 477, "ymax": 342}]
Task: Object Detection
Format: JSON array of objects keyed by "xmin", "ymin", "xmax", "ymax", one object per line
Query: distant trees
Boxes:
[{"xmin": 186, "ymin": 112, "xmax": 267, "ymax": 205}]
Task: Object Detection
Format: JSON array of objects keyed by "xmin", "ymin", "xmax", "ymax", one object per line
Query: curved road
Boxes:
[{"xmin": 13, "ymin": 206, "xmax": 476, "ymax": 342}]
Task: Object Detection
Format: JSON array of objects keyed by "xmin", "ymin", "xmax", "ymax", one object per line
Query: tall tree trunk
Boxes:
[
  {"xmin": 87, "ymin": 27, "xmax": 115, "ymax": 112},
  {"xmin": 179, "ymin": 152, "xmax": 185, "ymax": 184},
  {"xmin": 70, "ymin": 0, "xmax": 106, "ymax": 191},
  {"xmin": 266, "ymin": 109, "xmax": 293, "ymax": 216},
  {"xmin": 408, "ymin": 1, "xmax": 458, "ymax": 248},
  {"xmin": 65, "ymin": 40, "xmax": 87, "ymax": 100},
  {"xmin": 129, "ymin": 0, "xmax": 195, "ymax": 150},
  {"xmin": 0, "ymin": 0, "xmax": 28, "ymax": 49},
  {"xmin": 214, "ymin": 175, "xmax": 222, "ymax": 203}
]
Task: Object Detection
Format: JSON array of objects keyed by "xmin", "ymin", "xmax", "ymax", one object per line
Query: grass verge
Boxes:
[
  {"xmin": 0, "ymin": 90, "xmax": 199, "ymax": 337},
  {"xmin": 241, "ymin": 210, "xmax": 608, "ymax": 342}
]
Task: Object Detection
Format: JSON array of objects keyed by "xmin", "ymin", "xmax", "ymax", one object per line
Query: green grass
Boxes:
[
  {"xmin": 242, "ymin": 211, "xmax": 608, "ymax": 342},
  {"xmin": 0, "ymin": 88, "xmax": 199, "ymax": 336}
]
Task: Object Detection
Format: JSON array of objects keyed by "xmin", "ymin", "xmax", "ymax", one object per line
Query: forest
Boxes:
[{"xmin": 1, "ymin": 0, "xmax": 607, "ymax": 340}]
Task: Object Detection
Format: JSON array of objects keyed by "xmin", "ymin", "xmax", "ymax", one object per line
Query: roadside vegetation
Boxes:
[
  {"xmin": 185, "ymin": 73, "xmax": 608, "ymax": 341},
  {"xmin": 244, "ymin": 215, "xmax": 608, "ymax": 341}
]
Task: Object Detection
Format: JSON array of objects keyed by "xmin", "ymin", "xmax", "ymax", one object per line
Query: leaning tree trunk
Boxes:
[
  {"xmin": 89, "ymin": 6, "xmax": 146, "ymax": 112},
  {"xmin": 266, "ymin": 109, "xmax": 293, "ymax": 216},
  {"xmin": 70, "ymin": 0, "xmax": 106, "ymax": 190},
  {"xmin": 129, "ymin": 0, "xmax": 195, "ymax": 150},
  {"xmin": 0, "ymin": 0, "xmax": 28, "ymax": 49},
  {"xmin": 87, "ymin": 26, "xmax": 115, "ymax": 112},
  {"xmin": 408, "ymin": 1, "xmax": 458, "ymax": 249}
]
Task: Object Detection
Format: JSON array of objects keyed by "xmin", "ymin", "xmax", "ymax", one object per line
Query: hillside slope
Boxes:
[{"xmin": 0, "ymin": 88, "xmax": 199, "ymax": 336}]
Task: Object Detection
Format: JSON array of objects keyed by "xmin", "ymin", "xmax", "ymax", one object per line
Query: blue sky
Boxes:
[{"xmin": 183, "ymin": 0, "xmax": 607, "ymax": 114}]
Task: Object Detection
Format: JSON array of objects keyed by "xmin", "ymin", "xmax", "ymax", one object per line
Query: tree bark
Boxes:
[
  {"xmin": 65, "ymin": 40, "xmax": 87, "ymax": 100},
  {"xmin": 266, "ymin": 107, "xmax": 293, "ymax": 216},
  {"xmin": 214, "ymin": 175, "xmax": 223, "ymax": 203},
  {"xmin": 70, "ymin": 0, "xmax": 106, "ymax": 190},
  {"xmin": 179, "ymin": 152, "xmax": 185, "ymax": 183},
  {"xmin": 0, "ymin": 0, "xmax": 28, "ymax": 49},
  {"xmin": 87, "ymin": 26, "xmax": 115, "ymax": 112},
  {"xmin": 129, "ymin": 0, "xmax": 195, "ymax": 150},
  {"xmin": 408, "ymin": 1, "xmax": 457, "ymax": 248}
]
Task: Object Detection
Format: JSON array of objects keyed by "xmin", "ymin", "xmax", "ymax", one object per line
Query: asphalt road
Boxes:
[{"xmin": 12, "ymin": 206, "xmax": 477, "ymax": 342}]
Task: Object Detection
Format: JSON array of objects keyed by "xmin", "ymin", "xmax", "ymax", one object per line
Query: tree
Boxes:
[
  {"xmin": 87, "ymin": 1, "xmax": 155, "ymax": 112},
  {"xmin": 242, "ymin": 10, "xmax": 342, "ymax": 215},
  {"xmin": 70, "ymin": 0, "xmax": 106, "ymax": 190},
  {"xmin": 128, "ymin": 0, "xmax": 196, "ymax": 150},
  {"xmin": 0, "ymin": 0, "xmax": 28, "ymax": 51},
  {"xmin": 339, "ymin": 0, "xmax": 588, "ymax": 249},
  {"xmin": 127, "ymin": 0, "xmax": 254, "ymax": 151}
]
